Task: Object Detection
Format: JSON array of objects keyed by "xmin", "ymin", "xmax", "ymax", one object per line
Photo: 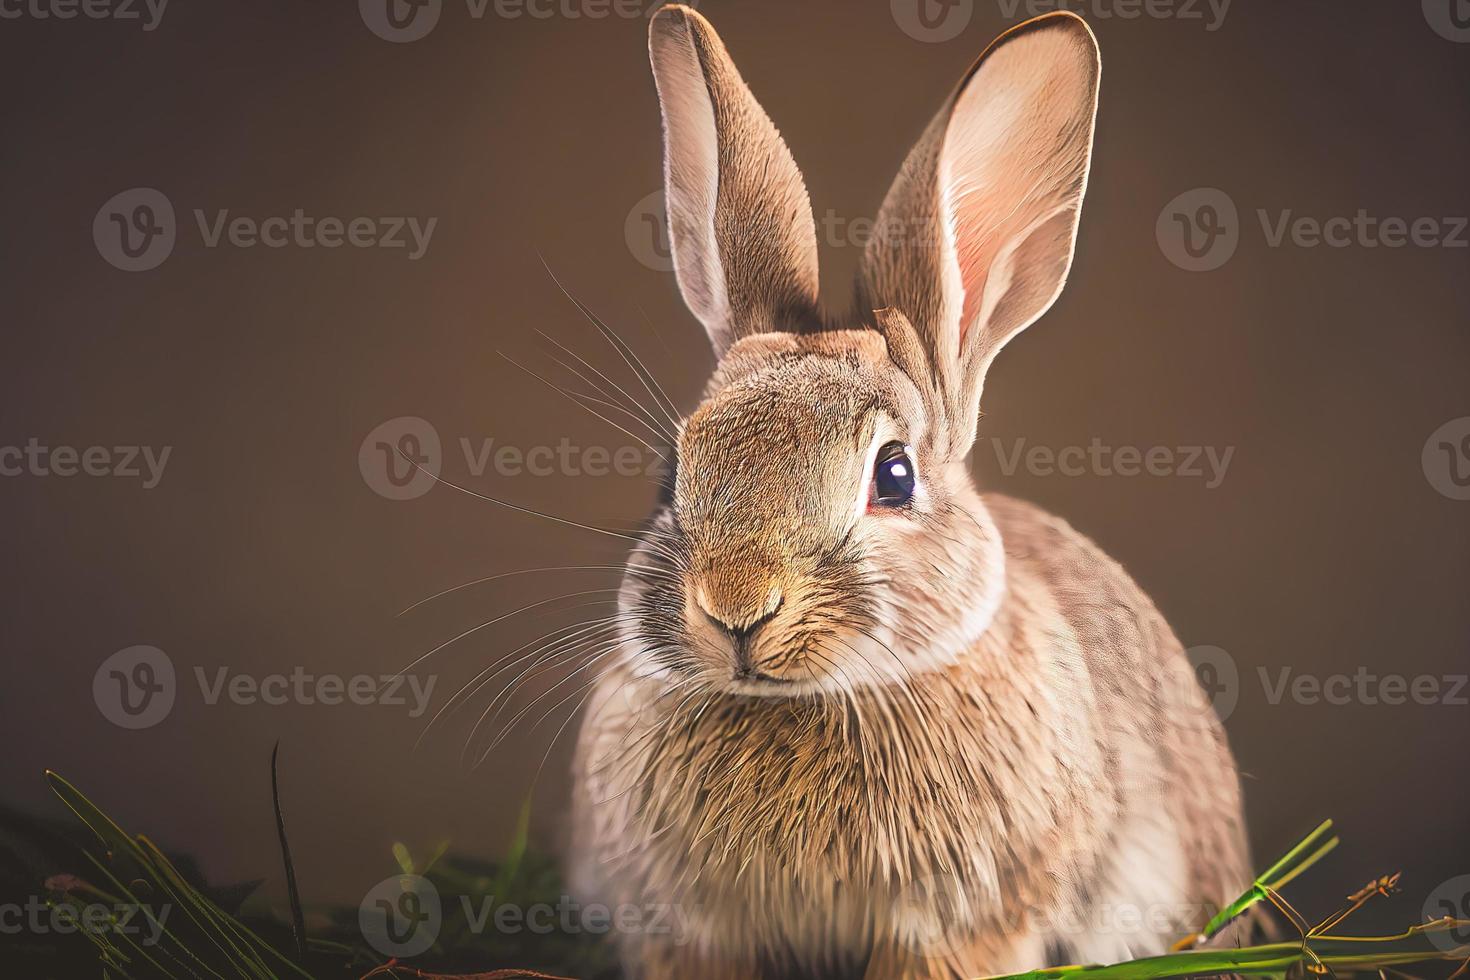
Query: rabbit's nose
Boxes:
[
  {"xmin": 693, "ymin": 584, "xmax": 783, "ymax": 665},
  {"xmin": 694, "ymin": 586, "xmax": 782, "ymax": 636}
]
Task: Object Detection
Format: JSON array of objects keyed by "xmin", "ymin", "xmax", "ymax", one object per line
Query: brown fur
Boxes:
[{"xmin": 569, "ymin": 9, "xmax": 1250, "ymax": 979}]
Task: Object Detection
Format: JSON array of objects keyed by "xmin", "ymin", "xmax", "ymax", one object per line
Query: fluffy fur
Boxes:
[{"xmin": 569, "ymin": 9, "xmax": 1250, "ymax": 979}]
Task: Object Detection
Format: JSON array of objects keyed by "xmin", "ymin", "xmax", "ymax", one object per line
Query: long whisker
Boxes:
[
  {"xmin": 398, "ymin": 563, "xmax": 671, "ymax": 618},
  {"xmin": 500, "ymin": 352, "xmax": 670, "ymax": 462},
  {"xmin": 393, "ymin": 587, "xmax": 620, "ymax": 680},
  {"xmin": 464, "ymin": 617, "xmax": 636, "ymax": 762},
  {"xmin": 584, "ymin": 308, "xmax": 685, "ymax": 437},
  {"xmin": 529, "ymin": 674, "xmax": 606, "ymax": 793},
  {"xmin": 534, "ymin": 325, "xmax": 675, "ymax": 445},
  {"xmin": 478, "ymin": 641, "xmax": 625, "ymax": 764},
  {"xmin": 536, "ymin": 338, "xmax": 676, "ymax": 446},
  {"xmin": 394, "ymin": 452, "xmax": 647, "ymax": 544},
  {"xmin": 415, "ymin": 614, "xmax": 625, "ymax": 746},
  {"xmin": 537, "ymin": 257, "xmax": 684, "ymax": 435}
]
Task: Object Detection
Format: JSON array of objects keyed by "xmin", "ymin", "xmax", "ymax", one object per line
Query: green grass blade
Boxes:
[
  {"xmin": 1199, "ymin": 819, "xmax": 1338, "ymax": 940},
  {"xmin": 984, "ymin": 919, "xmax": 1470, "ymax": 980}
]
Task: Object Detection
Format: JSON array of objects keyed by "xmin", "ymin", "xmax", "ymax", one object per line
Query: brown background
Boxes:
[{"xmin": 1, "ymin": 0, "xmax": 1467, "ymax": 933}]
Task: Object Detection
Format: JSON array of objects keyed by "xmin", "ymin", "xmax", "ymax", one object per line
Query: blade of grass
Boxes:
[
  {"xmin": 45, "ymin": 771, "xmax": 314, "ymax": 980},
  {"xmin": 985, "ymin": 919, "xmax": 1470, "ymax": 980},
  {"xmin": 1199, "ymin": 819, "xmax": 1339, "ymax": 941},
  {"xmin": 271, "ymin": 743, "xmax": 307, "ymax": 962}
]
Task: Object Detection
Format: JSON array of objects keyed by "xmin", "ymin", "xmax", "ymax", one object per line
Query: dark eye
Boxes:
[{"xmin": 872, "ymin": 442, "xmax": 916, "ymax": 506}]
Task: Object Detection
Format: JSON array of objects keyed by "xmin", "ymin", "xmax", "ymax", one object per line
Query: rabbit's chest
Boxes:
[{"xmin": 619, "ymin": 691, "xmax": 1064, "ymax": 908}]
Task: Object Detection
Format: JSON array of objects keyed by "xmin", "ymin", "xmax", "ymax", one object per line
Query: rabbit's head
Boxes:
[{"xmin": 623, "ymin": 6, "xmax": 1100, "ymax": 696}]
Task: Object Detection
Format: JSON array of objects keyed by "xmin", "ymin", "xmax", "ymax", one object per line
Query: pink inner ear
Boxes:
[
  {"xmin": 937, "ymin": 24, "xmax": 1097, "ymax": 352},
  {"xmin": 945, "ymin": 152, "xmax": 1009, "ymax": 350},
  {"xmin": 949, "ymin": 177, "xmax": 995, "ymax": 348},
  {"xmin": 941, "ymin": 81, "xmax": 1032, "ymax": 348}
]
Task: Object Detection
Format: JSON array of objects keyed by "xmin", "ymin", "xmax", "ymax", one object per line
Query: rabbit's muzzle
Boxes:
[{"xmin": 683, "ymin": 561, "xmax": 810, "ymax": 685}]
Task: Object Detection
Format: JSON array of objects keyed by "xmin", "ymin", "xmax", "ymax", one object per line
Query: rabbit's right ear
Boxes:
[
  {"xmin": 649, "ymin": 5, "xmax": 822, "ymax": 356},
  {"xmin": 858, "ymin": 13, "xmax": 1101, "ymax": 456}
]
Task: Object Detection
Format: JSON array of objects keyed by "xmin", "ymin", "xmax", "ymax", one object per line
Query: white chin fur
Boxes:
[{"xmin": 618, "ymin": 583, "xmax": 1007, "ymax": 701}]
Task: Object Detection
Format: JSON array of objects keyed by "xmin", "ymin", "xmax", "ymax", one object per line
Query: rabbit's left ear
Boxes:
[
  {"xmin": 858, "ymin": 12, "xmax": 1101, "ymax": 455},
  {"xmin": 649, "ymin": 5, "xmax": 822, "ymax": 356}
]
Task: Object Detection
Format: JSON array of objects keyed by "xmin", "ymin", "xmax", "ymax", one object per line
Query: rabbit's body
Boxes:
[
  {"xmin": 573, "ymin": 493, "xmax": 1247, "ymax": 979},
  {"xmin": 567, "ymin": 9, "xmax": 1250, "ymax": 978}
]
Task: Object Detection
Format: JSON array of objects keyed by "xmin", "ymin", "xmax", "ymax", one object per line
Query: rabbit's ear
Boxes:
[
  {"xmin": 857, "ymin": 12, "xmax": 1100, "ymax": 454},
  {"xmin": 649, "ymin": 5, "xmax": 822, "ymax": 356}
]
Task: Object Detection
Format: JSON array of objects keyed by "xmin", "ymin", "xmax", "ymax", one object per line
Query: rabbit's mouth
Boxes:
[{"xmin": 730, "ymin": 666, "xmax": 795, "ymax": 688}]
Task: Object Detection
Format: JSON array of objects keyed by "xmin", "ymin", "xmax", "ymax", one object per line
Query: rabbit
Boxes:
[{"xmin": 569, "ymin": 7, "xmax": 1252, "ymax": 980}]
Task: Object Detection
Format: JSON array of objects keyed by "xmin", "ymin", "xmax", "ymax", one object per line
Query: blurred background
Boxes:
[{"xmin": 1, "ymin": 0, "xmax": 1467, "ymax": 953}]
